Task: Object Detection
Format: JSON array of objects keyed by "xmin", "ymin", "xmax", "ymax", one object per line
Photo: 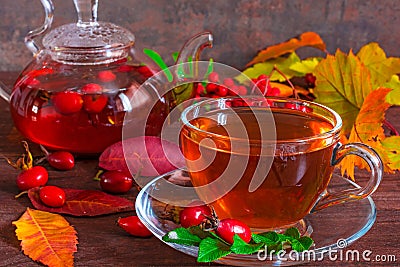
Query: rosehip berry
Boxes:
[
  {"xmin": 99, "ymin": 170, "xmax": 133, "ymax": 194},
  {"xmin": 81, "ymin": 83, "xmax": 103, "ymax": 94},
  {"xmin": 52, "ymin": 91, "xmax": 83, "ymax": 115},
  {"xmin": 238, "ymin": 85, "xmax": 248, "ymax": 95},
  {"xmin": 117, "ymin": 216, "xmax": 153, "ymax": 237},
  {"xmin": 223, "ymin": 78, "xmax": 235, "ymax": 87},
  {"xmin": 98, "ymin": 70, "xmax": 116, "ymax": 83},
  {"xmin": 83, "ymin": 94, "xmax": 108, "ymax": 113},
  {"xmin": 216, "ymin": 218, "xmax": 252, "ymax": 244},
  {"xmin": 39, "ymin": 185, "xmax": 66, "ymax": 207},
  {"xmin": 215, "ymin": 86, "xmax": 228, "ymax": 97},
  {"xmin": 16, "ymin": 166, "xmax": 48, "ymax": 191},
  {"xmin": 206, "ymin": 83, "xmax": 218, "ymax": 93},
  {"xmin": 268, "ymin": 87, "xmax": 281, "ymax": 96},
  {"xmin": 208, "ymin": 72, "xmax": 219, "ymax": 83},
  {"xmin": 47, "ymin": 151, "xmax": 75, "ymax": 171},
  {"xmin": 179, "ymin": 201, "xmax": 212, "ymax": 228}
]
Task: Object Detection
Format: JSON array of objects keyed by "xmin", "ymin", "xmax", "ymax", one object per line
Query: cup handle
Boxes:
[{"xmin": 312, "ymin": 142, "xmax": 383, "ymax": 212}]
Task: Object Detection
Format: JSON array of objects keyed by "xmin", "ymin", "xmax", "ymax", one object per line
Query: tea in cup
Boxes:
[{"xmin": 180, "ymin": 97, "xmax": 382, "ymax": 230}]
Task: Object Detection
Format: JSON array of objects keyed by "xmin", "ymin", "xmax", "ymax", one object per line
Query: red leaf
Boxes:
[
  {"xmin": 99, "ymin": 136, "xmax": 185, "ymax": 176},
  {"xmin": 28, "ymin": 188, "xmax": 134, "ymax": 216}
]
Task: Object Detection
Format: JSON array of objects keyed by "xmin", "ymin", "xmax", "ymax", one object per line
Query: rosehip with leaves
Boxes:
[
  {"xmin": 117, "ymin": 216, "xmax": 153, "ymax": 237},
  {"xmin": 39, "ymin": 185, "xmax": 66, "ymax": 207},
  {"xmin": 216, "ymin": 218, "xmax": 252, "ymax": 244},
  {"xmin": 6, "ymin": 141, "xmax": 49, "ymax": 191}
]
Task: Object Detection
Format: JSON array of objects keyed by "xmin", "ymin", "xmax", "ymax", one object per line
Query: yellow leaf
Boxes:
[
  {"xmin": 339, "ymin": 88, "xmax": 397, "ymax": 178},
  {"xmin": 12, "ymin": 208, "xmax": 78, "ymax": 267},
  {"xmin": 270, "ymin": 82, "xmax": 293, "ymax": 97},
  {"xmin": 313, "ymin": 49, "xmax": 374, "ymax": 134},
  {"xmin": 246, "ymin": 32, "xmax": 326, "ymax": 67}
]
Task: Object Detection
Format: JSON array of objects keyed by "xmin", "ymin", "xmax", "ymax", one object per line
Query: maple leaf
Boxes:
[
  {"xmin": 246, "ymin": 32, "xmax": 326, "ymax": 67},
  {"xmin": 339, "ymin": 88, "xmax": 400, "ymax": 178},
  {"xmin": 12, "ymin": 208, "xmax": 78, "ymax": 267},
  {"xmin": 357, "ymin": 42, "xmax": 400, "ymax": 88},
  {"xmin": 313, "ymin": 49, "xmax": 374, "ymax": 134}
]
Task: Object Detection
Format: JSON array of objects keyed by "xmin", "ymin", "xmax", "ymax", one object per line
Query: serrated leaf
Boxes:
[
  {"xmin": 239, "ymin": 52, "xmax": 302, "ymax": 83},
  {"xmin": 197, "ymin": 237, "xmax": 231, "ymax": 262},
  {"xmin": 291, "ymin": 236, "xmax": 314, "ymax": 252},
  {"xmin": 162, "ymin": 227, "xmax": 202, "ymax": 246},
  {"xmin": 28, "ymin": 188, "xmax": 134, "ymax": 216},
  {"xmin": 246, "ymin": 32, "xmax": 326, "ymax": 66},
  {"xmin": 357, "ymin": 43, "xmax": 400, "ymax": 88},
  {"xmin": 284, "ymin": 227, "xmax": 300, "ymax": 239},
  {"xmin": 252, "ymin": 231, "xmax": 280, "ymax": 244},
  {"xmin": 290, "ymin": 57, "xmax": 322, "ymax": 75},
  {"xmin": 313, "ymin": 49, "xmax": 374, "ymax": 134},
  {"xmin": 230, "ymin": 234, "xmax": 265, "ymax": 255},
  {"xmin": 385, "ymin": 78, "xmax": 400, "ymax": 104},
  {"xmin": 339, "ymin": 88, "xmax": 399, "ymax": 177},
  {"xmin": 12, "ymin": 208, "xmax": 78, "ymax": 267}
]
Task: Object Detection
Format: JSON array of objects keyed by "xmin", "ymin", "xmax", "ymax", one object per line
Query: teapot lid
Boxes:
[{"xmin": 42, "ymin": 0, "xmax": 135, "ymax": 63}]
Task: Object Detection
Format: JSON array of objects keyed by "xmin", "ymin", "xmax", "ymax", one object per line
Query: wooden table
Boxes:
[{"xmin": 0, "ymin": 72, "xmax": 398, "ymax": 266}]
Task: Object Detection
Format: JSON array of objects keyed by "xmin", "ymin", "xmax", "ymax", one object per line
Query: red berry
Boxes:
[
  {"xmin": 100, "ymin": 170, "xmax": 133, "ymax": 194},
  {"xmin": 223, "ymin": 78, "xmax": 235, "ymax": 87},
  {"xmin": 196, "ymin": 83, "xmax": 206, "ymax": 96},
  {"xmin": 81, "ymin": 83, "xmax": 103, "ymax": 94},
  {"xmin": 117, "ymin": 216, "xmax": 153, "ymax": 237},
  {"xmin": 83, "ymin": 94, "xmax": 108, "ymax": 113},
  {"xmin": 16, "ymin": 166, "xmax": 48, "ymax": 191},
  {"xmin": 208, "ymin": 72, "xmax": 219, "ymax": 83},
  {"xmin": 52, "ymin": 91, "xmax": 83, "ymax": 115},
  {"xmin": 179, "ymin": 201, "xmax": 212, "ymax": 228},
  {"xmin": 47, "ymin": 151, "xmax": 74, "ymax": 170},
  {"xmin": 305, "ymin": 73, "xmax": 316, "ymax": 87},
  {"xmin": 268, "ymin": 87, "xmax": 281, "ymax": 96},
  {"xmin": 216, "ymin": 86, "xmax": 228, "ymax": 97},
  {"xmin": 98, "ymin": 70, "xmax": 116, "ymax": 83},
  {"xmin": 206, "ymin": 83, "xmax": 218, "ymax": 93},
  {"xmin": 117, "ymin": 65, "xmax": 134, "ymax": 73},
  {"xmin": 39, "ymin": 185, "xmax": 66, "ymax": 207},
  {"xmin": 238, "ymin": 85, "xmax": 248, "ymax": 95},
  {"xmin": 216, "ymin": 218, "xmax": 252, "ymax": 244}
]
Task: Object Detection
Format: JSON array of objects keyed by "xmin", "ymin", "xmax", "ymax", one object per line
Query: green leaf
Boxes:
[
  {"xmin": 283, "ymin": 227, "xmax": 300, "ymax": 240},
  {"xmin": 381, "ymin": 136, "xmax": 400, "ymax": 170},
  {"xmin": 197, "ymin": 237, "xmax": 231, "ymax": 263},
  {"xmin": 313, "ymin": 49, "xmax": 374, "ymax": 134},
  {"xmin": 357, "ymin": 43, "xmax": 400, "ymax": 89},
  {"xmin": 289, "ymin": 57, "xmax": 322, "ymax": 75},
  {"xmin": 162, "ymin": 227, "xmax": 202, "ymax": 246},
  {"xmin": 143, "ymin": 48, "xmax": 173, "ymax": 82},
  {"xmin": 252, "ymin": 231, "xmax": 280, "ymax": 244},
  {"xmin": 230, "ymin": 234, "xmax": 265, "ymax": 255},
  {"xmin": 385, "ymin": 79, "xmax": 400, "ymax": 104},
  {"xmin": 239, "ymin": 52, "xmax": 302, "ymax": 83}
]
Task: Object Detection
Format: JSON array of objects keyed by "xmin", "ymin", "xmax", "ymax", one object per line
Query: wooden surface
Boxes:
[{"xmin": 0, "ymin": 71, "xmax": 399, "ymax": 266}]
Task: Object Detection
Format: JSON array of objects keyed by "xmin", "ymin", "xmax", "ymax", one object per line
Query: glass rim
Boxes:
[{"xmin": 180, "ymin": 96, "xmax": 343, "ymax": 145}]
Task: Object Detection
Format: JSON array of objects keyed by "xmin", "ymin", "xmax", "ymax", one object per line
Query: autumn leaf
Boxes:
[
  {"xmin": 339, "ymin": 88, "xmax": 400, "ymax": 178},
  {"xmin": 289, "ymin": 57, "xmax": 322, "ymax": 75},
  {"xmin": 357, "ymin": 42, "xmax": 400, "ymax": 88},
  {"xmin": 12, "ymin": 208, "xmax": 78, "ymax": 267},
  {"xmin": 313, "ymin": 49, "xmax": 374, "ymax": 134},
  {"xmin": 246, "ymin": 32, "xmax": 326, "ymax": 67},
  {"xmin": 28, "ymin": 188, "xmax": 134, "ymax": 216}
]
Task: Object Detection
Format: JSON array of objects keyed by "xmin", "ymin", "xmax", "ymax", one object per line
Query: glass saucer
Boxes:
[{"xmin": 135, "ymin": 169, "xmax": 377, "ymax": 266}]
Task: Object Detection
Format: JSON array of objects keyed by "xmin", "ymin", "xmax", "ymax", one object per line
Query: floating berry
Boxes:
[
  {"xmin": 179, "ymin": 201, "xmax": 212, "ymax": 228},
  {"xmin": 81, "ymin": 83, "xmax": 108, "ymax": 113},
  {"xmin": 39, "ymin": 185, "xmax": 66, "ymax": 207},
  {"xmin": 99, "ymin": 170, "xmax": 133, "ymax": 194},
  {"xmin": 117, "ymin": 216, "xmax": 153, "ymax": 237},
  {"xmin": 81, "ymin": 83, "xmax": 103, "ymax": 94},
  {"xmin": 52, "ymin": 91, "xmax": 83, "ymax": 115},
  {"xmin": 208, "ymin": 72, "xmax": 219, "ymax": 83},
  {"xmin": 216, "ymin": 218, "xmax": 252, "ymax": 244},
  {"xmin": 98, "ymin": 70, "xmax": 116, "ymax": 83}
]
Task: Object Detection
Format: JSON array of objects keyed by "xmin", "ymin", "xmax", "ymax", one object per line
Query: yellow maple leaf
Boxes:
[
  {"xmin": 12, "ymin": 208, "xmax": 78, "ymax": 267},
  {"xmin": 339, "ymin": 87, "xmax": 399, "ymax": 179},
  {"xmin": 246, "ymin": 32, "xmax": 326, "ymax": 67}
]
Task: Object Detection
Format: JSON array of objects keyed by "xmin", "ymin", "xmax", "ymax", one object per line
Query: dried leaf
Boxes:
[
  {"xmin": 246, "ymin": 32, "xmax": 326, "ymax": 67},
  {"xmin": 12, "ymin": 208, "xmax": 78, "ymax": 267},
  {"xmin": 313, "ymin": 49, "xmax": 374, "ymax": 134},
  {"xmin": 339, "ymin": 88, "xmax": 400, "ymax": 178},
  {"xmin": 99, "ymin": 136, "xmax": 185, "ymax": 176},
  {"xmin": 28, "ymin": 188, "xmax": 134, "ymax": 216}
]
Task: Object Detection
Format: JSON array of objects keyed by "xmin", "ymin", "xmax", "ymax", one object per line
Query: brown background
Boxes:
[{"xmin": 0, "ymin": 0, "xmax": 399, "ymax": 72}]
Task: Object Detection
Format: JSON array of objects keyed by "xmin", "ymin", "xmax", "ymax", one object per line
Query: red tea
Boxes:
[{"xmin": 180, "ymin": 107, "xmax": 335, "ymax": 229}]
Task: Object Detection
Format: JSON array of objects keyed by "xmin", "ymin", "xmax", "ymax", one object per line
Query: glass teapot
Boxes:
[{"xmin": 0, "ymin": 0, "xmax": 212, "ymax": 154}]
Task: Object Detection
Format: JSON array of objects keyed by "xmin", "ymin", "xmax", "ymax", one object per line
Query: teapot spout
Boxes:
[{"xmin": 175, "ymin": 32, "xmax": 213, "ymax": 65}]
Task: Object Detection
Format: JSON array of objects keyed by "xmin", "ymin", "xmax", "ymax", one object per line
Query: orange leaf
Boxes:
[
  {"xmin": 246, "ymin": 32, "xmax": 326, "ymax": 67},
  {"xmin": 12, "ymin": 208, "xmax": 78, "ymax": 267}
]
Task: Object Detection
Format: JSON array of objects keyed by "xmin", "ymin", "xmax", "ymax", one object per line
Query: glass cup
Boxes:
[{"xmin": 179, "ymin": 96, "xmax": 383, "ymax": 231}]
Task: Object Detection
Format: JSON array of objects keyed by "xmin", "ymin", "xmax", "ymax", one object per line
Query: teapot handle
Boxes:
[{"xmin": 25, "ymin": 0, "xmax": 54, "ymax": 55}]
